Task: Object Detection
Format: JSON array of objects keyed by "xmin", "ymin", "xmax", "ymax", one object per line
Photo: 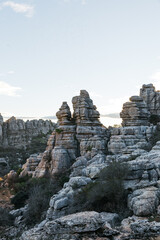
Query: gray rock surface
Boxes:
[
  {"xmin": 0, "ymin": 115, "xmax": 55, "ymax": 149},
  {"xmin": 30, "ymin": 90, "xmax": 109, "ymax": 178},
  {"xmin": 6, "ymin": 85, "xmax": 160, "ymax": 240},
  {"xmin": 120, "ymin": 95, "xmax": 150, "ymax": 126},
  {"xmin": 108, "ymin": 125, "xmax": 156, "ymax": 155},
  {"xmin": 140, "ymin": 83, "xmax": 160, "ymax": 116},
  {"xmin": 20, "ymin": 211, "xmax": 119, "ymax": 240}
]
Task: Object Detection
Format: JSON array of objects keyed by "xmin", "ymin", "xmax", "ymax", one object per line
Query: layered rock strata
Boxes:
[
  {"xmin": 120, "ymin": 96, "xmax": 150, "ymax": 127},
  {"xmin": 140, "ymin": 83, "xmax": 160, "ymax": 116},
  {"xmin": 108, "ymin": 125, "xmax": 156, "ymax": 155},
  {"xmin": 0, "ymin": 115, "xmax": 55, "ymax": 149},
  {"xmin": 16, "ymin": 85, "xmax": 160, "ymax": 240},
  {"xmin": 27, "ymin": 90, "xmax": 109, "ymax": 178}
]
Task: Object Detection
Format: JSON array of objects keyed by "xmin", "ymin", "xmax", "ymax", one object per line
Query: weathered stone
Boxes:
[
  {"xmin": 108, "ymin": 126, "xmax": 155, "ymax": 155},
  {"xmin": 20, "ymin": 153, "xmax": 43, "ymax": 177},
  {"xmin": 0, "ymin": 115, "xmax": 55, "ymax": 149},
  {"xmin": 31, "ymin": 90, "xmax": 109, "ymax": 178},
  {"xmin": 20, "ymin": 211, "xmax": 119, "ymax": 240},
  {"xmin": 128, "ymin": 187, "xmax": 160, "ymax": 216},
  {"xmin": 120, "ymin": 95, "xmax": 150, "ymax": 127},
  {"xmin": 140, "ymin": 83, "xmax": 160, "ymax": 116}
]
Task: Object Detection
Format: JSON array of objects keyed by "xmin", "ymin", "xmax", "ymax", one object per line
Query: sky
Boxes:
[{"xmin": 1, "ymin": 0, "xmax": 160, "ymax": 126}]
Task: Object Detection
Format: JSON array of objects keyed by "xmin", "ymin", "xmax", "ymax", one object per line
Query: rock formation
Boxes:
[
  {"xmin": 0, "ymin": 115, "xmax": 55, "ymax": 149},
  {"xmin": 108, "ymin": 125, "xmax": 156, "ymax": 155},
  {"xmin": 120, "ymin": 84, "xmax": 160, "ymax": 127},
  {"xmin": 24, "ymin": 90, "xmax": 109, "ymax": 178},
  {"xmin": 4, "ymin": 85, "xmax": 160, "ymax": 240},
  {"xmin": 140, "ymin": 83, "xmax": 160, "ymax": 116},
  {"xmin": 120, "ymin": 96, "xmax": 150, "ymax": 126}
]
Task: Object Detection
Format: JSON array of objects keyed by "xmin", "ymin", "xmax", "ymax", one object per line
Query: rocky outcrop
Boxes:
[
  {"xmin": 120, "ymin": 96, "xmax": 150, "ymax": 127},
  {"xmin": 29, "ymin": 90, "xmax": 109, "ymax": 178},
  {"xmin": 20, "ymin": 211, "xmax": 119, "ymax": 240},
  {"xmin": 20, "ymin": 153, "xmax": 43, "ymax": 177},
  {"xmin": 0, "ymin": 115, "xmax": 55, "ymax": 149},
  {"xmin": 140, "ymin": 83, "xmax": 160, "ymax": 116},
  {"xmin": 108, "ymin": 125, "xmax": 156, "ymax": 155},
  {"xmin": 1, "ymin": 85, "xmax": 158, "ymax": 240},
  {"xmin": 120, "ymin": 84, "xmax": 160, "ymax": 127}
]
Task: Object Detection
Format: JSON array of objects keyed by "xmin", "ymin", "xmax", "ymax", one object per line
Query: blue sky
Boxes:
[{"xmin": 1, "ymin": 0, "xmax": 160, "ymax": 124}]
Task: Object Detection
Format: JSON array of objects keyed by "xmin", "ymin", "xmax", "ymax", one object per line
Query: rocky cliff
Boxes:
[
  {"xmin": 3, "ymin": 84, "xmax": 160, "ymax": 240},
  {"xmin": 20, "ymin": 90, "xmax": 109, "ymax": 178},
  {"xmin": 0, "ymin": 115, "xmax": 55, "ymax": 149},
  {"xmin": 0, "ymin": 116, "xmax": 55, "ymax": 176}
]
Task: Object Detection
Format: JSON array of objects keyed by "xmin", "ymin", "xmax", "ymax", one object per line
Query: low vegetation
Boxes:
[
  {"xmin": 149, "ymin": 114, "xmax": 160, "ymax": 125},
  {"xmin": 8, "ymin": 169, "xmax": 70, "ymax": 225},
  {"xmin": 150, "ymin": 124, "xmax": 160, "ymax": 147},
  {"xmin": 0, "ymin": 207, "xmax": 14, "ymax": 226},
  {"xmin": 0, "ymin": 132, "xmax": 51, "ymax": 172},
  {"xmin": 55, "ymin": 128, "xmax": 63, "ymax": 134},
  {"xmin": 75, "ymin": 160, "xmax": 130, "ymax": 219}
]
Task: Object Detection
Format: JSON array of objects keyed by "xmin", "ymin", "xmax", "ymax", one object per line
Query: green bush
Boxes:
[
  {"xmin": 87, "ymin": 146, "xmax": 92, "ymax": 151},
  {"xmin": 0, "ymin": 207, "xmax": 14, "ymax": 226},
  {"xmin": 75, "ymin": 160, "xmax": 130, "ymax": 217},
  {"xmin": 149, "ymin": 114, "xmax": 160, "ymax": 125},
  {"xmin": 150, "ymin": 124, "xmax": 160, "ymax": 147},
  {"xmin": 55, "ymin": 128, "xmax": 63, "ymax": 134},
  {"xmin": 11, "ymin": 191, "xmax": 29, "ymax": 209},
  {"xmin": 24, "ymin": 179, "xmax": 59, "ymax": 225},
  {"xmin": 16, "ymin": 168, "xmax": 23, "ymax": 176}
]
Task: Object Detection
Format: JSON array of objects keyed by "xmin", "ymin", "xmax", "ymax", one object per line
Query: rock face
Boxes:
[
  {"xmin": 0, "ymin": 115, "xmax": 55, "ymax": 149},
  {"xmin": 140, "ymin": 83, "xmax": 160, "ymax": 116},
  {"xmin": 121, "ymin": 84, "xmax": 160, "ymax": 127},
  {"xmin": 120, "ymin": 96, "xmax": 150, "ymax": 127},
  {"xmin": 30, "ymin": 90, "xmax": 109, "ymax": 178},
  {"xmin": 15, "ymin": 85, "xmax": 160, "ymax": 240},
  {"xmin": 20, "ymin": 153, "xmax": 43, "ymax": 177},
  {"xmin": 20, "ymin": 211, "xmax": 119, "ymax": 240},
  {"xmin": 108, "ymin": 125, "xmax": 156, "ymax": 155}
]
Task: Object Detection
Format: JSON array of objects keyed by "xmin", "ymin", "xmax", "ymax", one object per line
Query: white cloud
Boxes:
[
  {"xmin": 2, "ymin": 1, "xmax": 34, "ymax": 17},
  {"xmin": 0, "ymin": 81, "xmax": 21, "ymax": 96}
]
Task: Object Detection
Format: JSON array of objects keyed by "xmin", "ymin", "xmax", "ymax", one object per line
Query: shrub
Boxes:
[
  {"xmin": 11, "ymin": 191, "xmax": 29, "ymax": 209},
  {"xmin": 16, "ymin": 168, "xmax": 23, "ymax": 176},
  {"xmin": 24, "ymin": 179, "xmax": 58, "ymax": 225},
  {"xmin": 75, "ymin": 160, "xmax": 130, "ymax": 218},
  {"xmin": 149, "ymin": 114, "xmax": 160, "ymax": 125},
  {"xmin": 0, "ymin": 207, "xmax": 14, "ymax": 226},
  {"xmin": 55, "ymin": 128, "xmax": 63, "ymax": 134},
  {"xmin": 150, "ymin": 124, "xmax": 160, "ymax": 147},
  {"xmin": 87, "ymin": 146, "xmax": 92, "ymax": 151}
]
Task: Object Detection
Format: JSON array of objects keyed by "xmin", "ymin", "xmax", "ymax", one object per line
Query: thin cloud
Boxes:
[
  {"xmin": 0, "ymin": 81, "xmax": 21, "ymax": 97},
  {"xmin": 2, "ymin": 1, "xmax": 34, "ymax": 17}
]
